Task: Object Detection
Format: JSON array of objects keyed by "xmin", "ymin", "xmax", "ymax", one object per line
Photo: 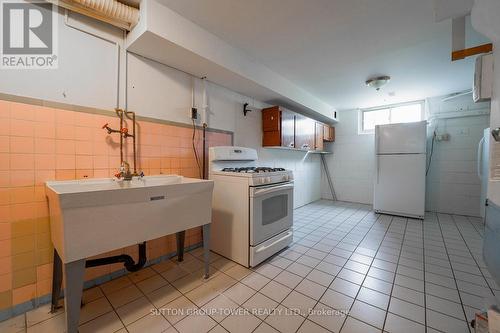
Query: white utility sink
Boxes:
[
  {"xmin": 46, "ymin": 175, "xmax": 213, "ymax": 262},
  {"xmin": 45, "ymin": 175, "xmax": 214, "ymax": 333}
]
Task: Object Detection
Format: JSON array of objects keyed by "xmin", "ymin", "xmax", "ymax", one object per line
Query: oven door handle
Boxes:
[
  {"xmin": 255, "ymin": 230, "xmax": 293, "ymax": 254},
  {"xmin": 251, "ymin": 183, "xmax": 294, "ymax": 197}
]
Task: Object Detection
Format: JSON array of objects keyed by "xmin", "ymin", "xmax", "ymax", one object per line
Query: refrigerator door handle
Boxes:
[
  {"xmin": 376, "ymin": 155, "xmax": 380, "ymax": 184},
  {"xmin": 375, "ymin": 126, "xmax": 380, "ymax": 184},
  {"xmin": 478, "ymin": 137, "xmax": 485, "ymax": 179}
]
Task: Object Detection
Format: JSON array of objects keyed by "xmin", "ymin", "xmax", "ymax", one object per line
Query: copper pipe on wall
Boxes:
[
  {"xmin": 202, "ymin": 123, "xmax": 207, "ymax": 179},
  {"xmin": 115, "ymin": 108, "xmax": 124, "ymax": 165},
  {"xmin": 113, "ymin": 108, "xmax": 137, "ymax": 174},
  {"xmin": 125, "ymin": 110, "xmax": 137, "ymax": 174}
]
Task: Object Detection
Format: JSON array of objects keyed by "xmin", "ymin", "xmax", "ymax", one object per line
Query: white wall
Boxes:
[
  {"xmin": 322, "ymin": 94, "xmax": 490, "ymax": 217},
  {"xmin": 0, "ymin": 10, "xmax": 321, "ymax": 208},
  {"xmin": 426, "ymin": 95, "xmax": 490, "ymax": 216},
  {"xmin": 0, "ymin": 9, "xmax": 122, "ymax": 110},
  {"xmin": 321, "ymin": 109, "xmax": 375, "ymax": 204},
  {"xmin": 127, "ymin": 54, "xmax": 321, "ymax": 207}
]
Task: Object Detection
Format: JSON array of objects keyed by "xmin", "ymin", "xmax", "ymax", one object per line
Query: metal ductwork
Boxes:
[{"xmin": 47, "ymin": 0, "xmax": 139, "ymax": 30}]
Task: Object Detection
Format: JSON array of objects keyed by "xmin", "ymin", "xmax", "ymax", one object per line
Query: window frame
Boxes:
[{"xmin": 358, "ymin": 100, "xmax": 425, "ymax": 134}]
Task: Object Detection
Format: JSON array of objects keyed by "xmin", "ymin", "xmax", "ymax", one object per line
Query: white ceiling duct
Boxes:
[{"xmin": 47, "ymin": 0, "xmax": 139, "ymax": 30}]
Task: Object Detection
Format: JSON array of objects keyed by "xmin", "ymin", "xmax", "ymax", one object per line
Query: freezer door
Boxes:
[
  {"xmin": 374, "ymin": 154, "xmax": 426, "ymax": 218},
  {"xmin": 376, "ymin": 121, "xmax": 427, "ymax": 154}
]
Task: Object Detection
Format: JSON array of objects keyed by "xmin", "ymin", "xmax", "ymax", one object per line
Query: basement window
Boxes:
[{"xmin": 359, "ymin": 101, "xmax": 424, "ymax": 134}]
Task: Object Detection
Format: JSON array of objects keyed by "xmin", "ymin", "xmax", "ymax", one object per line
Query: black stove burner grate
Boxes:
[{"xmin": 221, "ymin": 167, "xmax": 286, "ymax": 173}]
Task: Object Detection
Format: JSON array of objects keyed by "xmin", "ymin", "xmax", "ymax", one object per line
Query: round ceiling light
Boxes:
[{"xmin": 365, "ymin": 76, "xmax": 391, "ymax": 91}]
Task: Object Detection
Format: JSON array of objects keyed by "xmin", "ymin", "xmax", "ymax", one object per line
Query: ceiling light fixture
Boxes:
[{"xmin": 366, "ymin": 76, "xmax": 391, "ymax": 91}]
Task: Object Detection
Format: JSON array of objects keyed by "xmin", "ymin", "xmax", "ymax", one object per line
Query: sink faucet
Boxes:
[{"xmin": 115, "ymin": 161, "xmax": 133, "ymax": 181}]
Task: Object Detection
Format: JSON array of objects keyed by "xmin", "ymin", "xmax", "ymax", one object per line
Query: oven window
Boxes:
[{"xmin": 262, "ymin": 194, "xmax": 288, "ymax": 225}]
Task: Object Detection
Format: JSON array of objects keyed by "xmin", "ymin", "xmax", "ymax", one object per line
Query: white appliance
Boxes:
[
  {"xmin": 209, "ymin": 146, "xmax": 294, "ymax": 267},
  {"xmin": 473, "ymin": 53, "xmax": 493, "ymax": 103},
  {"xmin": 478, "ymin": 128, "xmax": 490, "ymax": 218},
  {"xmin": 373, "ymin": 121, "xmax": 427, "ymax": 219}
]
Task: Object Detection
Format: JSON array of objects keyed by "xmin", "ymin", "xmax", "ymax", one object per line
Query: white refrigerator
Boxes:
[{"xmin": 373, "ymin": 121, "xmax": 427, "ymax": 219}]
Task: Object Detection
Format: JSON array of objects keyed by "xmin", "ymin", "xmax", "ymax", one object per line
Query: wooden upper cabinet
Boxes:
[
  {"xmin": 295, "ymin": 115, "xmax": 315, "ymax": 151},
  {"xmin": 262, "ymin": 106, "xmax": 281, "ymax": 132},
  {"xmin": 262, "ymin": 105, "xmax": 332, "ymax": 151},
  {"xmin": 315, "ymin": 122, "xmax": 324, "ymax": 151},
  {"xmin": 323, "ymin": 125, "xmax": 335, "ymax": 142},
  {"xmin": 262, "ymin": 106, "xmax": 295, "ymax": 147}
]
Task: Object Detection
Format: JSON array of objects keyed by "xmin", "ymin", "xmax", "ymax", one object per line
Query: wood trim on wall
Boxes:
[{"xmin": 451, "ymin": 43, "xmax": 493, "ymax": 61}]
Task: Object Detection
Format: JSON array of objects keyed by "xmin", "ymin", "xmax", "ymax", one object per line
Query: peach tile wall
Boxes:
[{"xmin": 0, "ymin": 99, "xmax": 232, "ymax": 312}]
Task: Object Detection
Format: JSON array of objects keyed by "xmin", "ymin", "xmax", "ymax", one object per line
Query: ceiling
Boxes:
[{"xmin": 159, "ymin": 0, "xmax": 489, "ymax": 111}]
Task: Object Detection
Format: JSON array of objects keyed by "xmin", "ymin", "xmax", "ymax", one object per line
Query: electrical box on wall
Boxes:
[
  {"xmin": 436, "ymin": 133, "xmax": 450, "ymax": 142},
  {"xmin": 191, "ymin": 108, "xmax": 198, "ymax": 120},
  {"xmin": 473, "ymin": 53, "xmax": 493, "ymax": 103}
]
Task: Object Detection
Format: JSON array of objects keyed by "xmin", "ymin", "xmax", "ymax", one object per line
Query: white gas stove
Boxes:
[{"xmin": 209, "ymin": 146, "xmax": 294, "ymax": 267}]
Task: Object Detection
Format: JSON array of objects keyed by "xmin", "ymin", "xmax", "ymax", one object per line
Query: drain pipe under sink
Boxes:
[{"xmin": 85, "ymin": 241, "xmax": 147, "ymax": 272}]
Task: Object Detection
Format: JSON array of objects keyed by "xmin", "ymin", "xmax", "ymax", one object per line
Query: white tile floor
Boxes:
[{"xmin": 1, "ymin": 200, "xmax": 499, "ymax": 333}]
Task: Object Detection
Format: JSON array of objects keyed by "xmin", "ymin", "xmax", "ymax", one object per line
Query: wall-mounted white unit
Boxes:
[{"xmin": 473, "ymin": 53, "xmax": 493, "ymax": 103}]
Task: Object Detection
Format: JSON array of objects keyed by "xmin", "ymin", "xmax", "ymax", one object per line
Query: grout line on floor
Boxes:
[
  {"xmin": 322, "ymin": 212, "xmax": 397, "ymax": 332},
  {"xmin": 380, "ymin": 216, "xmax": 408, "ymax": 332},
  {"xmin": 451, "ymin": 215, "xmax": 496, "ymax": 296},
  {"xmin": 251, "ymin": 202, "xmax": 363, "ymax": 332},
  {"xmin": 435, "ymin": 213, "xmax": 472, "ymax": 333},
  {"xmin": 292, "ymin": 205, "xmax": 377, "ymax": 332},
  {"xmin": 422, "ymin": 216, "xmax": 428, "ymax": 333}
]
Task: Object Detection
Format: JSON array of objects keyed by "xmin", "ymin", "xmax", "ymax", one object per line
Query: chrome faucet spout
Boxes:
[{"xmin": 115, "ymin": 161, "xmax": 133, "ymax": 181}]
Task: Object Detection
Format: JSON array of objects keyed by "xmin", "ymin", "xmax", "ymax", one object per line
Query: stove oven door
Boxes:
[{"xmin": 250, "ymin": 182, "xmax": 294, "ymax": 246}]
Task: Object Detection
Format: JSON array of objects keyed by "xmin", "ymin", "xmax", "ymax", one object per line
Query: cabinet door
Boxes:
[
  {"xmin": 262, "ymin": 106, "xmax": 281, "ymax": 132},
  {"xmin": 315, "ymin": 122, "xmax": 324, "ymax": 151},
  {"xmin": 263, "ymin": 131, "xmax": 281, "ymax": 146},
  {"xmin": 295, "ymin": 115, "xmax": 315, "ymax": 150},
  {"xmin": 305, "ymin": 118, "xmax": 316, "ymax": 150},
  {"xmin": 281, "ymin": 111, "xmax": 295, "ymax": 148},
  {"xmin": 323, "ymin": 125, "xmax": 335, "ymax": 142}
]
